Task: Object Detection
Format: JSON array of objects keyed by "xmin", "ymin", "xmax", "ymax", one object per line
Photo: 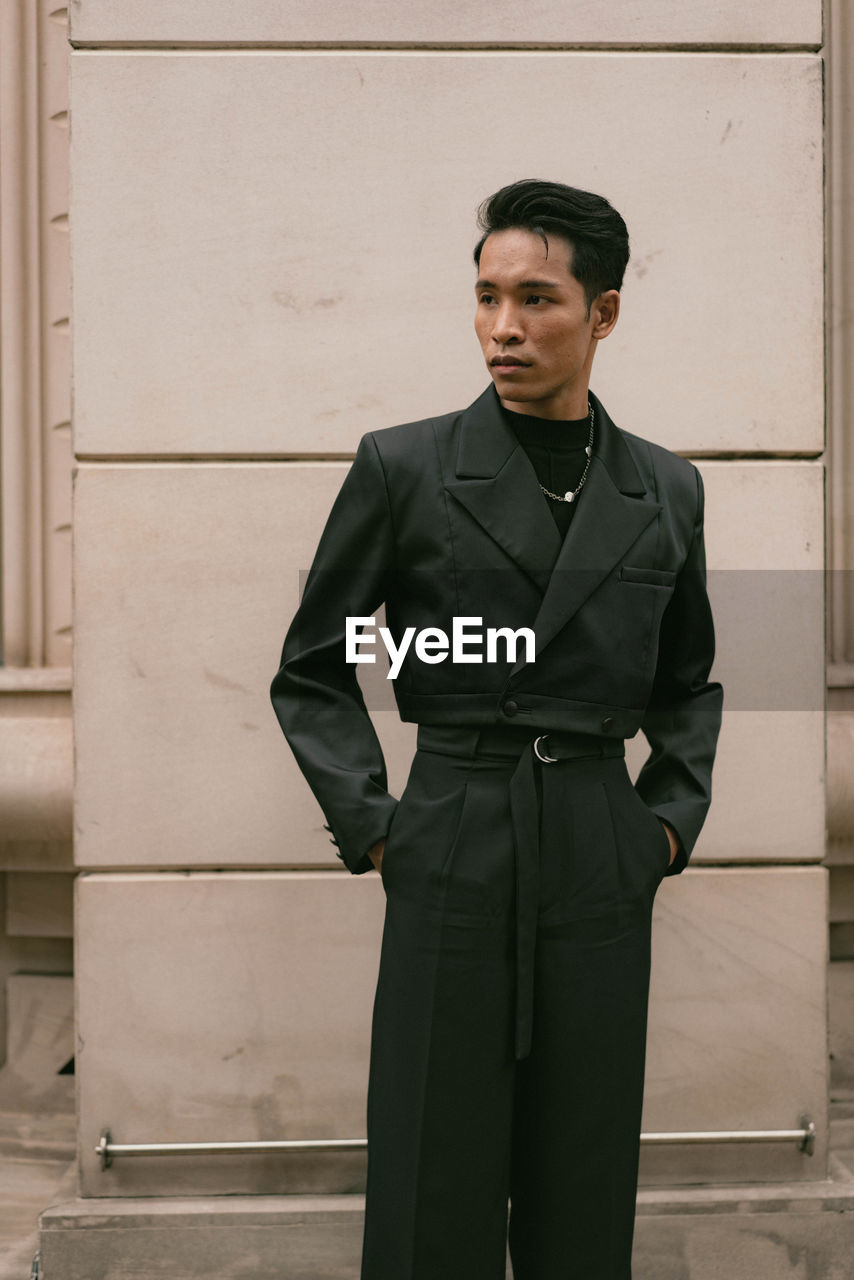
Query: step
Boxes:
[{"xmin": 39, "ymin": 1176, "xmax": 854, "ymax": 1280}]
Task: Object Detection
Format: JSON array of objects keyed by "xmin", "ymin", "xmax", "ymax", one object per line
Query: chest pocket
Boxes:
[{"xmin": 620, "ymin": 564, "xmax": 677, "ymax": 588}]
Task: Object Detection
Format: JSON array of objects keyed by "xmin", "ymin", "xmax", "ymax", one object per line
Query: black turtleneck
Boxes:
[{"xmin": 502, "ymin": 404, "xmax": 593, "ymax": 538}]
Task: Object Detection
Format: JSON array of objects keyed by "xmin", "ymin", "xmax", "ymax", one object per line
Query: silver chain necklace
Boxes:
[{"xmin": 538, "ymin": 401, "xmax": 595, "ymax": 503}]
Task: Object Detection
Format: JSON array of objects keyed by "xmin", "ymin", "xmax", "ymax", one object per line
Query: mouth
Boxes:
[{"xmin": 490, "ymin": 356, "xmax": 531, "ymax": 370}]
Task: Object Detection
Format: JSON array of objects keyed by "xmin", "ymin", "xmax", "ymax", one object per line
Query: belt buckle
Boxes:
[{"xmin": 533, "ymin": 734, "xmax": 559, "ymax": 764}]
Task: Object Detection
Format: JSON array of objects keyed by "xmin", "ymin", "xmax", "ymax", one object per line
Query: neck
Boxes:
[
  {"xmin": 498, "ymin": 374, "xmax": 592, "ymax": 420},
  {"xmin": 500, "ymin": 392, "xmax": 590, "ymax": 421},
  {"xmin": 503, "ymin": 402, "xmax": 590, "ymax": 424}
]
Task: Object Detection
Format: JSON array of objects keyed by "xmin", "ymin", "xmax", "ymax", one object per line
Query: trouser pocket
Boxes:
[{"xmin": 604, "ymin": 762, "xmax": 671, "ymax": 902}]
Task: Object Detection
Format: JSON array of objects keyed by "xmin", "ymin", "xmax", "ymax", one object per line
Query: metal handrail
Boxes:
[{"xmin": 96, "ymin": 1116, "xmax": 815, "ymax": 1170}]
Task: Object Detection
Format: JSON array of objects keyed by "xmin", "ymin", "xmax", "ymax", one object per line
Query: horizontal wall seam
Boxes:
[
  {"xmin": 68, "ymin": 43, "xmax": 825, "ymax": 56},
  {"xmin": 72, "ymin": 453, "xmax": 826, "ymax": 465},
  {"xmin": 72, "ymin": 862, "xmax": 828, "ymax": 874}
]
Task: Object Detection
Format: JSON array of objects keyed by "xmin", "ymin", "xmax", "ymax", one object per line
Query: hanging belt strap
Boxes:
[{"xmin": 416, "ymin": 724, "xmax": 625, "ymax": 1059}]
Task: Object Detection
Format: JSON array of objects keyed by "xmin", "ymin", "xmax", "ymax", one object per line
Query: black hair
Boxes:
[{"xmin": 473, "ymin": 179, "xmax": 630, "ymax": 313}]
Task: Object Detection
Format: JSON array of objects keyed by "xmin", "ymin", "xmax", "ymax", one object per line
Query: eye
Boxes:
[
  {"xmin": 478, "ymin": 292, "xmax": 495, "ymax": 305},
  {"xmin": 525, "ymin": 294, "xmax": 546, "ymax": 305}
]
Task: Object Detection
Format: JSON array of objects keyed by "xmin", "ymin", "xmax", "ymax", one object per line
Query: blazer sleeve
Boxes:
[
  {"xmin": 634, "ymin": 466, "xmax": 723, "ymax": 873},
  {"xmin": 270, "ymin": 432, "xmax": 398, "ymax": 875}
]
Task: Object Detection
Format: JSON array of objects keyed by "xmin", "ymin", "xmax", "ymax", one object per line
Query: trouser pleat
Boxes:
[{"xmin": 361, "ymin": 737, "xmax": 665, "ymax": 1280}]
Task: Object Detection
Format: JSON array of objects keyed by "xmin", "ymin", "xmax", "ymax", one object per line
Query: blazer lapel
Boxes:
[
  {"xmin": 444, "ymin": 386, "xmax": 562, "ymax": 593},
  {"xmin": 516, "ymin": 392, "xmax": 661, "ymax": 669},
  {"xmin": 444, "ymin": 385, "xmax": 661, "ymax": 667}
]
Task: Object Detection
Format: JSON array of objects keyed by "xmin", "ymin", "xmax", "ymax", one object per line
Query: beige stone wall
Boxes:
[
  {"xmin": 69, "ymin": 1, "xmax": 827, "ymax": 1196},
  {"xmin": 68, "ymin": 1, "xmax": 823, "ymax": 47}
]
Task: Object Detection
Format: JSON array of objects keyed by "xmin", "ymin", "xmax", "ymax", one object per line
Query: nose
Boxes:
[{"xmin": 491, "ymin": 301, "xmax": 523, "ymax": 345}]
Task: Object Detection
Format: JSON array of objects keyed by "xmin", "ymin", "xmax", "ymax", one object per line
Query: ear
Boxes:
[{"xmin": 590, "ymin": 289, "xmax": 620, "ymax": 340}]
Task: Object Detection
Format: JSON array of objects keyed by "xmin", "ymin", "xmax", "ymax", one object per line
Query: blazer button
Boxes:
[
  {"xmin": 601, "ymin": 716, "xmax": 614, "ymax": 732},
  {"xmin": 503, "ymin": 700, "xmax": 519, "ymax": 718}
]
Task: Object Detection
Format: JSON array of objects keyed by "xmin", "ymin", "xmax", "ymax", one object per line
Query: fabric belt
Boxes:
[{"xmin": 415, "ymin": 724, "xmax": 625, "ymax": 1059}]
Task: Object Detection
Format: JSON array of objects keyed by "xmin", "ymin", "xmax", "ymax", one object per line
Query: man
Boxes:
[{"xmin": 271, "ymin": 179, "xmax": 722, "ymax": 1280}]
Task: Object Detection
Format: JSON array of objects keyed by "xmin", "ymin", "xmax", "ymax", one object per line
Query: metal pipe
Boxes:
[
  {"xmin": 96, "ymin": 1116, "xmax": 815, "ymax": 1170},
  {"xmin": 642, "ymin": 1117, "xmax": 815, "ymax": 1153},
  {"xmin": 95, "ymin": 1132, "xmax": 366, "ymax": 1169}
]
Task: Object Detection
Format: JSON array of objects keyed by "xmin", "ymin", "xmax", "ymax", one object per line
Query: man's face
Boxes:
[{"xmin": 473, "ymin": 228, "xmax": 618, "ymax": 420}]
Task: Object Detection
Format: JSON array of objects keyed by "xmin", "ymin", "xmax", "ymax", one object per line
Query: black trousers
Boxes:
[{"xmin": 360, "ymin": 725, "xmax": 672, "ymax": 1280}]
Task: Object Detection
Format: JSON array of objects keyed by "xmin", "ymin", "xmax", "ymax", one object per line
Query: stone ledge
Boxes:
[
  {"xmin": 0, "ymin": 669, "xmax": 71, "ymax": 693},
  {"xmin": 39, "ymin": 1183, "xmax": 854, "ymax": 1280},
  {"xmin": 38, "ymin": 1171, "xmax": 854, "ymax": 1232},
  {"xmin": 0, "ymin": 717, "xmax": 72, "ymax": 841}
]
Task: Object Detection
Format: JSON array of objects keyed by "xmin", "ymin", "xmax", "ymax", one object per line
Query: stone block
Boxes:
[
  {"xmin": 632, "ymin": 1209, "xmax": 854, "ymax": 1280},
  {"xmin": 71, "ymin": 52, "xmax": 822, "ymax": 456},
  {"xmin": 76, "ymin": 872, "xmax": 386, "ymax": 1196},
  {"xmin": 76, "ymin": 868, "xmax": 826, "ymax": 1196},
  {"xmin": 73, "ymin": 461, "xmax": 824, "ymax": 868},
  {"xmin": 701, "ymin": 460, "xmax": 824, "ymax": 736},
  {"xmin": 68, "ymin": 0, "xmax": 823, "ymax": 47},
  {"xmin": 650, "ymin": 461, "xmax": 825, "ymax": 865},
  {"xmin": 636, "ymin": 708, "xmax": 825, "ymax": 865},
  {"xmin": 641, "ymin": 867, "xmax": 827, "ymax": 1184}
]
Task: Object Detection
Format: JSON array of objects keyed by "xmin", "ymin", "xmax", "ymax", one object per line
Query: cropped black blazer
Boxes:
[{"xmin": 271, "ymin": 384, "xmax": 723, "ymax": 875}]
